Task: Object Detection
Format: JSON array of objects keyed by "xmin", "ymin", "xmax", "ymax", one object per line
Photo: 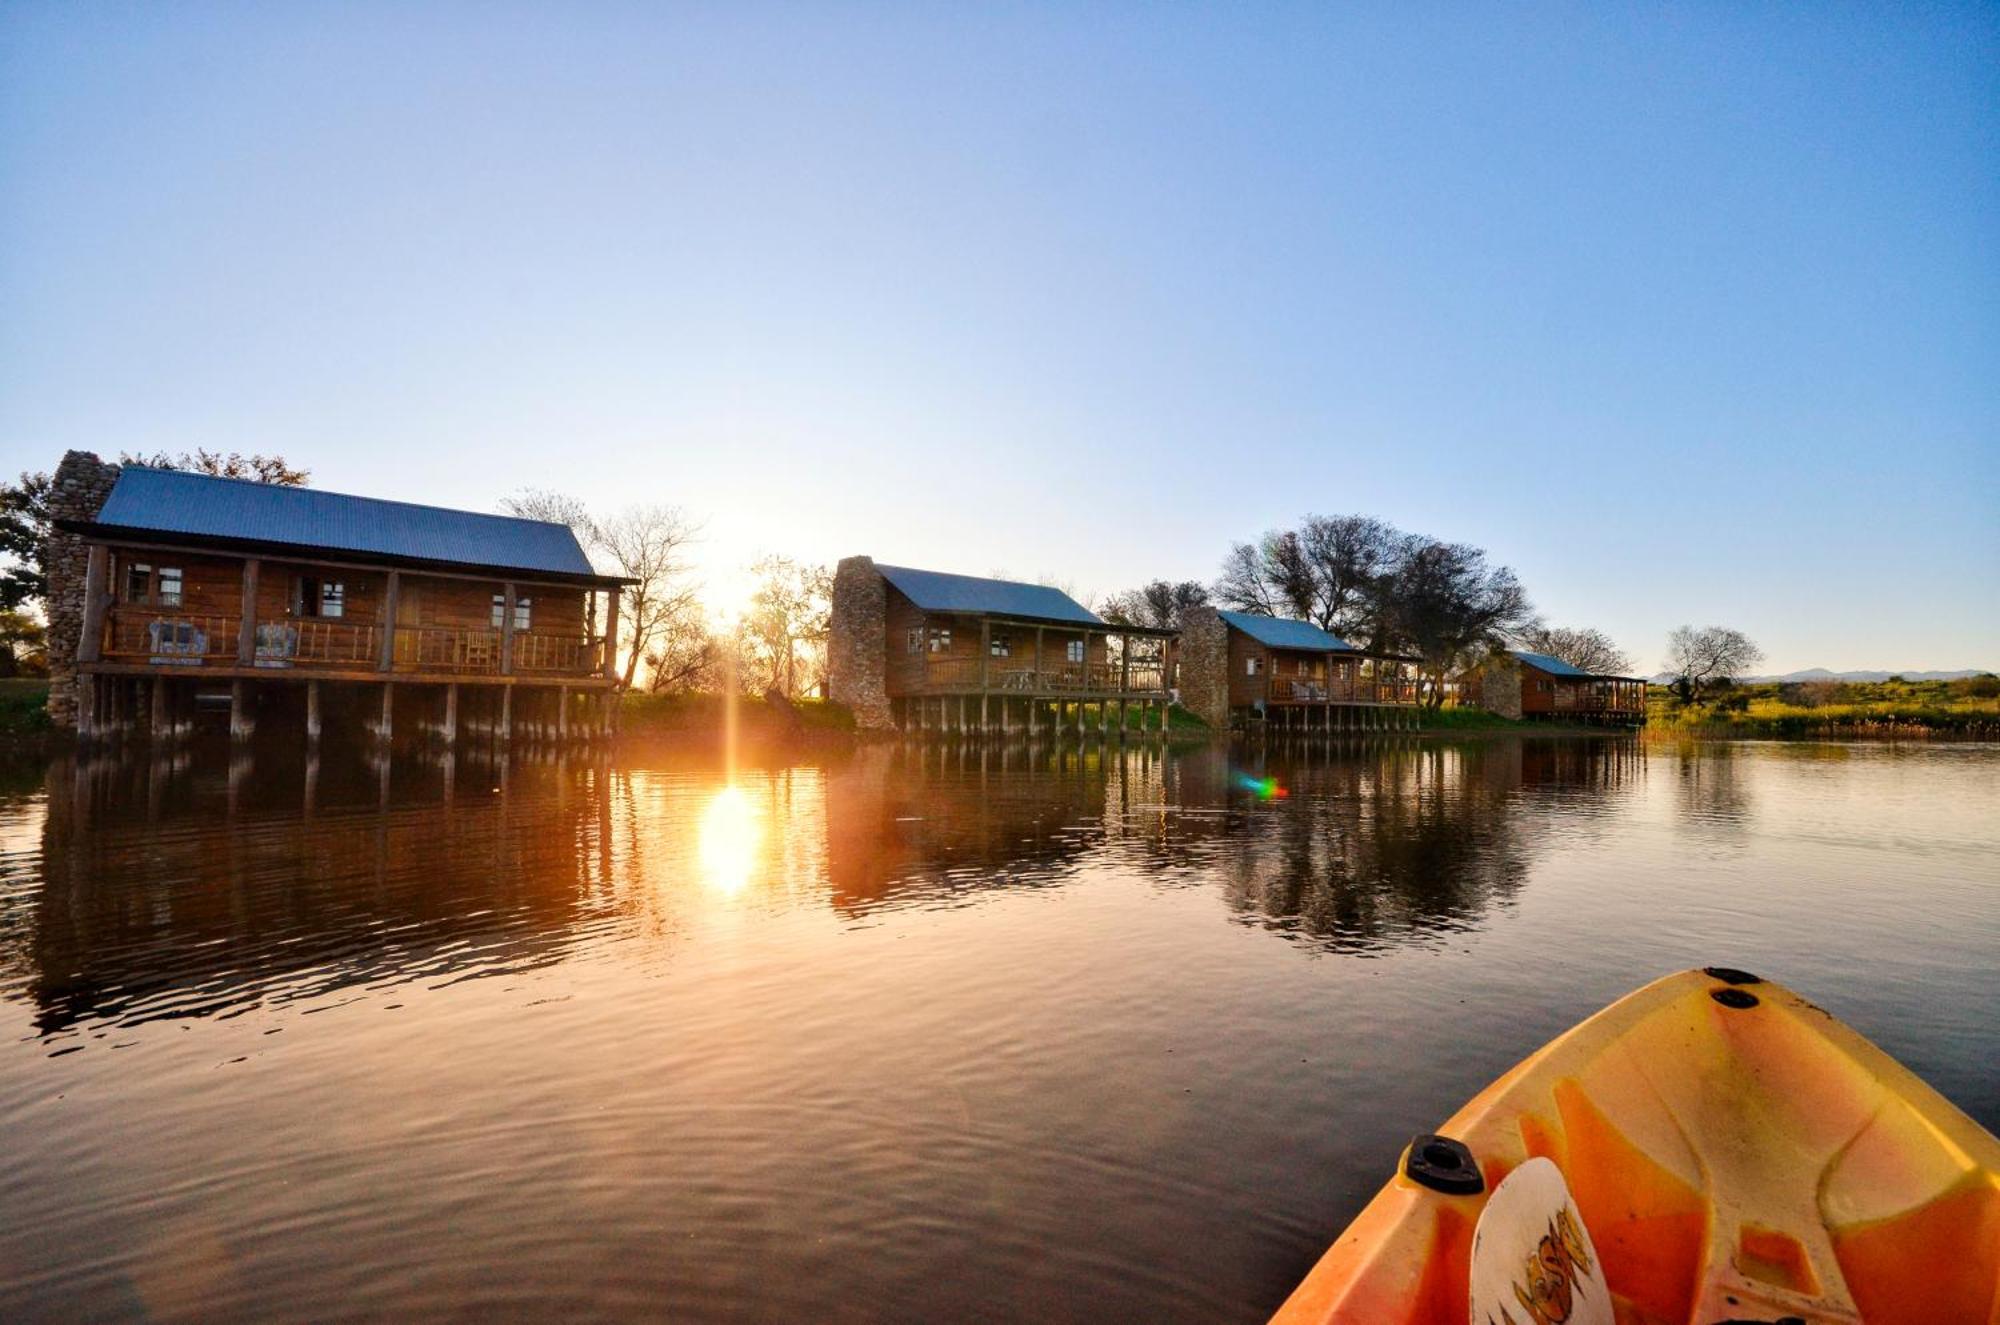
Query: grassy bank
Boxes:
[
  {"xmin": 0, "ymin": 678, "xmax": 51, "ymax": 740},
  {"xmin": 619, "ymin": 692, "xmax": 855, "ymax": 748},
  {"xmin": 1647, "ymin": 677, "xmax": 2000, "ymax": 739}
]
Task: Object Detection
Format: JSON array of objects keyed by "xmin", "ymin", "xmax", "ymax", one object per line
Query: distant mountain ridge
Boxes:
[{"xmin": 1649, "ymin": 667, "xmax": 1993, "ymax": 684}]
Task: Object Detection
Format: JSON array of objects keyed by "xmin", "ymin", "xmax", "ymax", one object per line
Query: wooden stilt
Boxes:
[
  {"xmin": 556, "ymin": 684, "xmax": 567, "ymax": 742},
  {"xmin": 380, "ymin": 682, "xmax": 395, "ymax": 745},
  {"xmin": 500, "ymin": 683, "xmax": 513, "ymax": 746},
  {"xmin": 306, "ymin": 679, "xmax": 322, "ymax": 745},
  {"xmin": 230, "ymin": 679, "xmax": 252, "ymax": 742},
  {"xmin": 151, "ymin": 676, "xmax": 169, "ymax": 740},
  {"xmin": 444, "ymin": 682, "xmax": 459, "ymax": 746},
  {"xmin": 77, "ymin": 674, "xmax": 98, "ymax": 743}
]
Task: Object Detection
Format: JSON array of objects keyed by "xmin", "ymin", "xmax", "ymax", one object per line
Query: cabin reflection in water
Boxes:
[{"xmin": 12, "ymin": 737, "xmax": 1643, "ymax": 1038}]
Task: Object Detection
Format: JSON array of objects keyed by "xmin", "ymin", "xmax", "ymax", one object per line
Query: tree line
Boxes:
[{"xmin": 1100, "ymin": 513, "xmax": 1765, "ymax": 708}]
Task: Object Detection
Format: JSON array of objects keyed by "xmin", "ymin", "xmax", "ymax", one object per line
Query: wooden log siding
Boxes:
[{"xmin": 86, "ymin": 547, "xmax": 609, "ymax": 684}]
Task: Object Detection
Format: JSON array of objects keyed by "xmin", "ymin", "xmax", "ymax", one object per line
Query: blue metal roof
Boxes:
[
  {"xmin": 877, "ymin": 564, "xmax": 1103, "ymax": 625},
  {"xmin": 94, "ymin": 466, "xmax": 600, "ymax": 578},
  {"xmin": 1217, "ymin": 610, "xmax": 1356, "ymax": 652},
  {"xmin": 1511, "ymin": 650, "xmax": 1591, "ymax": 677}
]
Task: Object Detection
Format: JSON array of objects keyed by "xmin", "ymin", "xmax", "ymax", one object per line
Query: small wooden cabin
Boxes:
[
  {"xmin": 49, "ymin": 459, "xmax": 629, "ymax": 746},
  {"xmin": 1463, "ymin": 651, "xmax": 1647, "ymax": 725},
  {"xmin": 828, "ymin": 556, "xmax": 1174, "ymax": 734},
  {"xmin": 1179, "ymin": 607, "xmax": 1420, "ymax": 731}
]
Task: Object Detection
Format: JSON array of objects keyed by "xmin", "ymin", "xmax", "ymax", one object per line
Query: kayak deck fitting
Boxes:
[{"xmin": 1269, "ymin": 968, "xmax": 2000, "ymax": 1324}]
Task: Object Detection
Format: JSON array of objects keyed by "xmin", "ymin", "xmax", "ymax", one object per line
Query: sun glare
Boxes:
[{"xmin": 699, "ymin": 785, "xmax": 761, "ymax": 894}]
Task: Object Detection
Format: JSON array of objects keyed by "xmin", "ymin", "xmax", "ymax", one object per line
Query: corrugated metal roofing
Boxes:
[
  {"xmin": 876, "ymin": 564, "xmax": 1103, "ymax": 625},
  {"xmin": 94, "ymin": 467, "xmax": 599, "ymax": 577},
  {"xmin": 1217, "ymin": 610, "xmax": 1356, "ymax": 652},
  {"xmin": 1511, "ymin": 650, "xmax": 1591, "ymax": 677}
]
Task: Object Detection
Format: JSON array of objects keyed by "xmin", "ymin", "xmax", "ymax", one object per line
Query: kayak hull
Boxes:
[{"xmin": 1269, "ymin": 968, "xmax": 2000, "ymax": 1325}]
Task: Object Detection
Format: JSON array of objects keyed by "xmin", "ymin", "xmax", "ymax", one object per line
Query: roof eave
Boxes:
[{"xmin": 56, "ymin": 520, "xmax": 636, "ymax": 588}]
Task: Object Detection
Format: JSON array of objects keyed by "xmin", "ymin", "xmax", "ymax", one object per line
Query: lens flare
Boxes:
[
  {"xmin": 699, "ymin": 785, "xmax": 761, "ymax": 893},
  {"xmin": 1234, "ymin": 772, "xmax": 1289, "ymax": 800}
]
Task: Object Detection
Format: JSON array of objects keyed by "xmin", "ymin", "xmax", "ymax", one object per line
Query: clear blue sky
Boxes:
[{"xmin": 3, "ymin": 3, "xmax": 1994, "ymax": 673}]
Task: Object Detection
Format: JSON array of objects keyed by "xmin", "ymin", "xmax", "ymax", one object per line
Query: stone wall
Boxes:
[
  {"xmin": 1176, "ymin": 605, "xmax": 1231, "ymax": 730},
  {"xmin": 45, "ymin": 451, "xmax": 120, "ymax": 731},
  {"xmin": 1478, "ymin": 656, "xmax": 1523, "ymax": 720},
  {"xmin": 827, "ymin": 555, "xmax": 895, "ymax": 732}
]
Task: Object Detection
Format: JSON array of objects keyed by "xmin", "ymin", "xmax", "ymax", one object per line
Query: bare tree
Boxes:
[
  {"xmin": 121, "ymin": 449, "xmax": 309, "ymax": 485},
  {"xmin": 1519, "ymin": 625, "xmax": 1633, "ymax": 676},
  {"xmin": 1298, "ymin": 514, "xmax": 1397, "ymax": 641},
  {"xmin": 1100, "ymin": 579, "xmax": 1209, "ymax": 630},
  {"xmin": 1215, "ymin": 539, "xmax": 1286, "ymax": 617},
  {"xmin": 500, "ymin": 489, "xmax": 599, "ymax": 545},
  {"xmin": 1378, "ymin": 540, "xmax": 1535, "ymax": 709},
  {"xmin": 598, "ymin": 505, "xmax": 703, "ymax": 690},
  {"xmin": 744, "ymin": 556, "xmax": 834, "ymax": 698},
  {"xmin": 1664, "ymin": 626, "xmax": 1763, "ymax": 704},
  {"xmin": 644, "ymin": 600, "xmax": 718, "ymax": 694},
  {"xmin": 1215, "ymin": 514, "xmax": 1401, "ymax": 642}
]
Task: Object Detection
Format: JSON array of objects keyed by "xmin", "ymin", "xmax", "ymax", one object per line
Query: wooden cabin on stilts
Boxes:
[
  {"xmin": 47, "ymin": 455, "xmax": 630, "ymax": 751},
  {"xmin": 827, "ymin": 557, "xmax": 1176, "ymax": 738}
]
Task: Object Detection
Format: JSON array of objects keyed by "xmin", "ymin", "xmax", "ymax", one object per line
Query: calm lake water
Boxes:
[{"xmin": 1, "ymin": 735, "xmax": 1996, "ymax": 1322}]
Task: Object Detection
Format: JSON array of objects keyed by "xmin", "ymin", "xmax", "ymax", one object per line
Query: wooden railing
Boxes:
[
  {"xmin": 287, "ymin": 620, "xmax": 382, "ymax": 666},
  {"xmin": 94, "ymin": 611, "xmax": 606, "ymax": 679},
  {"xmin": 513, "ymin": 632, "xmax": 605, "ymax": 675},
  {"xmin": 102, "ymin": 609, "xmax": 240, "ymax": 663},
  {"xmin": 392, "ymin": 626, "xmax": 502, "ymax": 674},
  {"xmin": 1552, "ymin": 683, "xmax": 1646, "ymax": 713},
  {"xmin": 921, "ymin": 656, "xmax": 1168, "ymax": 694},
  {"xmin": 1269, "ymin": 673, "xmax": 1420, "ymax": 705}
]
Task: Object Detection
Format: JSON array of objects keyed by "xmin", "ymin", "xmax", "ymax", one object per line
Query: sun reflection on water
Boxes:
[{"xmin": 699, "ymin": 785, "xmax": 761, "ymax": 894}]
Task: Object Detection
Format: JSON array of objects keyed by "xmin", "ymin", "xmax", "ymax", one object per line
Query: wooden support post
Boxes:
[
  {"xmin": 306, "ymin": 679, "xmax": 322, "ymax": 745},
  {"xmin": 556, "ymin": 684, "xmax": 568, "ymax": 741},
  {"xmin": 237, "ymin": 558, "xmax": 261, "ymax": 663},
  {"xmin": 79, "ymin": 545, "xmax": 110, "ymax": 663},
  {"xmin": 380, "ymin": 682, "xmax": 395, "ymax": 744},
  {"xmin": 603, "ymin": 588, "xmax": 621, "ymax": 681},
  {"xmin": 500, "ymin": 683, "xmax": 513, "ymax": 746},
  {"xmin": 229, "ymin": 679, "xmax": 251, "ymax": 742},
  {"xmin": 1028, "ymin": 693, "xmax": 1038, "ymax": 737},
  {"xmin": 980, "ymin": 692, "xmax": 989, "ymax": 734},
  {"xmin": 501, "ymin": 582, "xmax": 517, "ymax": 675},
  {"xmin": 443, "ymin": 682, "xmax": 459, "ymax": 746},
  {"xmin": 380, "ymin": 570, "xmax": 400, "ymax": 671},
  {"xmin": 151, "ymin": 676, "xmax": 168, "ymax": 739}
]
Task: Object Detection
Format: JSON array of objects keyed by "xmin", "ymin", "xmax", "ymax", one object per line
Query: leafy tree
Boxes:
[
  {"xmin": 1663, "ymin": 625, "xmax": 1763, "ymax": 704},
  {"xmin": 744, "ymin": 556, "xmax": 834, "ymax": 698},
  {"xmin": 0, "ymin": 472, "xmax": 53, "ymax": 609},
  {"xmin": 1518, "ymin": 625, "xmax": 1633, "ymax": 677},
  {"xmin": 0, "ymin": 609, "xmax": 47, "ymax": 676},
  {"xmin": 1100, "ymin": 579, "xmax": 1209, "ymax": 630},
  {"xmin": 120, "ymin": 449, "xmax": 310, "ymax": 485},
  {"xmin": 1377, "ymin": 540, "xmax": 1535, "ymax": 709}
]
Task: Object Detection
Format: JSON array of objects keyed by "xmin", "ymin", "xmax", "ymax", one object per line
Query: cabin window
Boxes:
[
  {"xmin": 990, "ymin": 633, "xmax": 1011, "ymax": 658},
  {"xmin": 926, "ymin": 626, "xmax": 952, "ymax": 653},
  {"xmin": 1246, "ymin": 656, "xmax": 1262, "ymax": 676},
  {"xmin": 155, "ymin": 567, "xmax": 184, "ymax": 608},
  {"xmin": 123, "ymin": 562, "xmax": 152, "ymax": 603},
  {"xmin": 298, "ymin": 576, "xmax": 345, "ymax": 618},
  {"xmin": 122, "ymin": 562, "xmax": 184, "ymax": 607},
  {"xmin": 906, "ymin": 628, "xmax": 924, "ymax": 654},
  {"xmin": 1065, "ymin": 639, "xmax": 1085, "ymax": 663},
  {"xmin": 490, "ymin": 594, "xmax": 532, "ymax": 631}
]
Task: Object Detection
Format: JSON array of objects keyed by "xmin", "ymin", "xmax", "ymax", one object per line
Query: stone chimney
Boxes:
[
  {"xmin": 826, "ymin": 555, "xmax": 895, "ymax": 731},
  {"xmin": 1175, "ymin": 604, "xmax": 1231, "ymax": 730},
  {"xmin": 44, "ymin": 450, "xmax": 121, "ymax": 730}
]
